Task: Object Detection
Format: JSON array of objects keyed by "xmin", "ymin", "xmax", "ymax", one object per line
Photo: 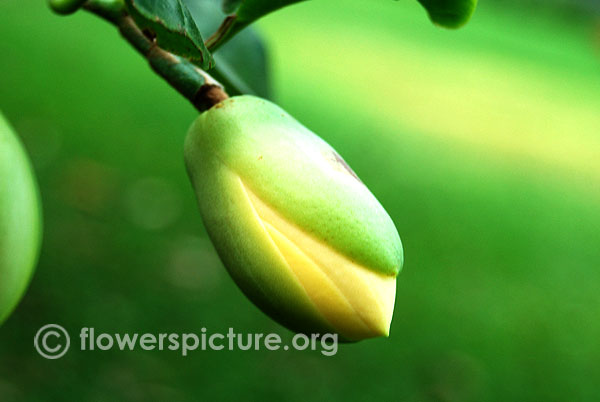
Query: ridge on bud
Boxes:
[{"xmin": 184, "ymin": 95, "xmax": 403, "ymax": 341}]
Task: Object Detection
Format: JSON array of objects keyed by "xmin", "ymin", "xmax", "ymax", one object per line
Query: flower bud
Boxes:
[
  {"xmin": 0, "ymin": 112, "xmax": 41, "ymax": 325},
  {"xmin": 185, "ymin": 96, "xmax": 403, "ymax": 341}
]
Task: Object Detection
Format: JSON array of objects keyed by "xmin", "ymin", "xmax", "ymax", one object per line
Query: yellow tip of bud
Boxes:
[{"xmin": 241, "ymin": 178, "xmax": 396, "ymax": 341}]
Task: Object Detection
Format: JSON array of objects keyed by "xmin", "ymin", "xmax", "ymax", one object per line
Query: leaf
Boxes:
[
  {"xmin": 220, "ymin": 0, "xmax": 476, "ymax": 37},
  {"xmin": 183, "ymin": 0, "xmax": 270, "ymax": 98},
  {"xmin": 416, "ymin": 0, "xmax": 478, "ymax": 28},
  {"xmin": 125, "ymin": 0, "xmax": 214, "ymax": 69}
]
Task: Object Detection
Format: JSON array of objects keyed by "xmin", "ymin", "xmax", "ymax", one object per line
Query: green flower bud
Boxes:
[
  {"xmin": 0, "ymin": 112, "xmax": 42, "ymax": 325},
  {"xmin": 185, "ymin": 96, "xmax": 403, "ymax": 341}
]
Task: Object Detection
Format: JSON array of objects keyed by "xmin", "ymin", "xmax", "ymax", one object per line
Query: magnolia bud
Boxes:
[
  {"xmin": 0, "ymin": 112, "xmax": 41, "ymax": 325},
  {"xmin": 185, "ymin": 96, "xmax": 403, "ymax": 341}
]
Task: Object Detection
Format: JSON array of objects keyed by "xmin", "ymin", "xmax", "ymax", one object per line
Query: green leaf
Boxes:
[
  {"xmin": 211, "ymin": 0, "xmax": 476, "ymax": 52},
  {"xmin": 219, "ymin": 0, "xmax": 477, "ymax": 43},
  {"xmin": 183, "ymin": 0, "xmax": 270, "ymax": 98},
  {"xmin": 416, "ymin": 0, "xmax": 478, "ymax": 28},
  {"xmin": 125, "ymin": 0, "xmax": 214, "ymax": 69}
]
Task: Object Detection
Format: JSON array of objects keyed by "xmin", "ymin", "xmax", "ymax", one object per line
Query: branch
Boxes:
[{"xmin": 56, "ymin": 0, "xmax": 229, "ymax": 112}]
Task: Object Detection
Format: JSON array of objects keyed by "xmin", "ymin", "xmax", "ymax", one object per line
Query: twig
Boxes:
[{"xmin": 69, "ymin": 0, "xmax": 229, "ymax": 112}]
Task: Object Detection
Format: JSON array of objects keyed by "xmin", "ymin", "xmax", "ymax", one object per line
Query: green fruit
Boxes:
[
  {"xmin": 0, "ymin": 112, "xmax": 42, "ymax": 325},
  {"xmin": 185, "ymin": 96, "xmax": 403, "ymax": 341}
]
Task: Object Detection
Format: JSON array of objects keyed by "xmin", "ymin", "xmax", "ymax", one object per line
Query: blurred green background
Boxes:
[{"xmin": 1, "ymin": 0, "xmax": 599, "ymax": 400}]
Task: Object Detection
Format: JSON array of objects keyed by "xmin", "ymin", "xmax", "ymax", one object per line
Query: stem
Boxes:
[
  {"xmin": 205, "ymin": 15, "xmax": 238, "ymax": 53},
  {"xmin": 80, "ymin": 0, "xmax": 228, "ymax": 112}
]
